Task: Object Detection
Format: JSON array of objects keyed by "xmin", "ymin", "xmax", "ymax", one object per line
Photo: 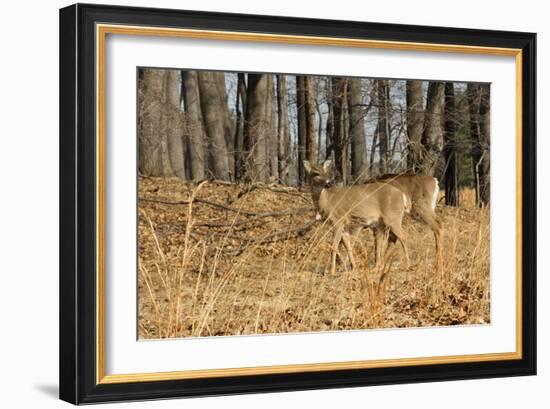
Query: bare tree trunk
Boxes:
[
  {"xmin": 376, "ymin": 80, "xmax": 390, "ymax": 175},
  {"xmin": 421, "ymin": 81, "xmax": 445, "ymax": 175},
  {"xmin": 233, "ymin": 74, "xmax": 244, "ymax": 181},
  {"xmin": 369, "ymin": 125, "xmax": 379, "ymax": 177},
  {"xmin": 304, "ymin": 76, "xmax": 318, "ymax": 164},
  {"xmin": 331, "ymin": 77, "xmax": 348, "ymax": 182},
  {"xmin": 164, "ymin": 70, "xmax": 187, "ymax": 180},
  {"xmin": 138, "ymin": 69, "xmax": 173, "ymax": 176},
  {"xmin": 296, "ymin": 76, "xmax": 307, "ymax": 184},
  {"xmin": 244, "ymin": 74, "xmax": 269, "ymax": 182},
  {"xmin": 182, "ymin": 71, "xmax": 206, "ymax": 181},
  {"xmin": 467, "ymin": 83, "xmax": 490, "ymax": 207},
  {"xmin": 467, "ymin": 83, "xmax": 481, "ymax": 204},
  {"xmin": 342, "ymin": 84, "xmax": 350, "ymax": 185},
  {"xmin": 197, "ymin": 71, "xmax": 230, "ymax": 181},
  {"xmin": 267, "ymin": 75, "xmax": 278, "ymax": 180},
  {"xmin": 236, "ymin": 73, "xmax": 248, "ymax": 180},
  {"xmin": 478, "ymin": 84, "xmax": 491, "ymax": 206},
  {"xmin": 444, "ymin": 82, "xmax": 459, "ymax": 206},
  {"xmin": 406, "ymin": 80, "xmax": 425, "ymax": 172},
  {"xmin": 213, "ymin": 72, "xmax": 235, "ymax": 180},
  {"xmin": 348, "ymin": 78, "xmax": 367, "ymax": 182},
  {"xmin": 277, "ymin": 75, "xmax": 291, "ymax": 184},
  {"xmin": 316, "ymin": 78, "xmax": 324, "ymax": 159},
  {"xmin": 325, "ymin": 77, "xmax": 335, "ymax": 161}
]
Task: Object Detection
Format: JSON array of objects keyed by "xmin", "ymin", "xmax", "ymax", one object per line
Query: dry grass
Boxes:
[{"xmin": 138, "ymin": 177, "xmax": 490, "ymax": 339}]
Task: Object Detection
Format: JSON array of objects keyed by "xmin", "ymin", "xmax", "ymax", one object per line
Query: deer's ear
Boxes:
[
  {"xmin": 322, "ymin": 160, "xmax": 333, "ymax": 172},
  {"xmin": 303, "ymin": 160, "xmax": 312, "ymax": 174}
]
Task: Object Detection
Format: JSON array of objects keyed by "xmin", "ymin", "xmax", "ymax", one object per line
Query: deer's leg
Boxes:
[
  {"xmin": 372, "ymin": 228, "xmax": 378, "ymax": 265},
  {"xmin": 415, "ymin": 204, "xmax": 442, "ymax": 269},
  {"xmin": 341, "ymin": 231, "xmax": 356, "ymax": 270},
  {"xmin": 389, "ymin": 224, "xmax": 410, "ymax": 270},
  {"xmin": 335, "ymin": 242, "xmax": 356, "ymax": 271},
  {"xmin": 383, "ymin": 233, "xmax": 398, "ymax": 267},
  {"xmin": 336, "ymin": 245, "xmax": 347, "ymax": 268},
  {"xmin": 374, "ymin": 227, "xmax": 387, "ymax": 269},
  {"xmin": 331, "ymin": 224, "xmax": 344, "ymax": 275}
]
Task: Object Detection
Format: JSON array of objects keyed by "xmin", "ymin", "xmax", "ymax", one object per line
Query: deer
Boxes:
[
  {"xmin": 373, "ymin": 173, "xmax": 442, "ymax": 269},
  {"xmin": 304, "ymin": 160, "xmax": 410, "ymax": 276}
]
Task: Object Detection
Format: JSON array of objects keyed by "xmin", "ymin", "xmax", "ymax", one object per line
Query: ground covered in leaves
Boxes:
[{"xmin": 138, "ymin": 177, "xmax": 490, "ymax": 339}]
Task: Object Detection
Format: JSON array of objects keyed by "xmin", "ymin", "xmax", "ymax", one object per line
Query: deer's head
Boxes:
[{"xmin": 303, "ymin": 160, "xmax": 335, "ymax": 188}]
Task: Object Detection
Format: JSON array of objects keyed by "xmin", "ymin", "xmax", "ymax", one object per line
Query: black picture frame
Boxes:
[{"xmin": 59, "ymin": 3, "xmax": 536, "ymax": 404}]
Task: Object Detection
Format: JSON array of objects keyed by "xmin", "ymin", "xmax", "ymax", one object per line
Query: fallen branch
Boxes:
[
  {"xmin": 194, "ymin": 219, "xmax": 259, "ymax": 228},
  {"xmin": 158, "ymin": 219, "xmax": 265, "ymax": 231},
  {"xmin": 219, "ymin": 219, "xmax": 318, "ymax": 256},
  {"xmin": 153, "ymin": 217, "xmax": 318, "ymax": 256},
  {"xmin": 206, "ymin": 179, "xmax": 234, "ymax": 186},
  {"xmin": 222, "ymin": 219, "xmax": 317, "ymax": 245},
  {"xmin": 236, "ymin": 183, "xmax": 309, "ymax": 200},
  {"xmin": 139, "ymin": 196, "xmax": 310, "ymax": 218}
]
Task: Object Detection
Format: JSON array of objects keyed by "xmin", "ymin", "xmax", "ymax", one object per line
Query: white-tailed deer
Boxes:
[
  {"xmin": 304, "ymin": 160, "xmax": 410, "ymax": 275},
  {"xmin": 374, "ymin": 173, "xmax": 442, "ymax": 268}
]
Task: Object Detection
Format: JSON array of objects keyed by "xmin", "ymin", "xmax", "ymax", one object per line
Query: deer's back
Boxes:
[
  {"xmin": 378, "ymin": 174, "xmax": 438, "ymax": 208},
  {"xmin": 319, "ymin": 182, "xmax": 405, "ymax": 225}
]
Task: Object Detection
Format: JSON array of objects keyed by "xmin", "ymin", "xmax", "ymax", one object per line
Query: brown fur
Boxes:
[
  {"xmin": 304, "ymin": 161, "xmax": 410, "ymax": 275},
  {"xmin": 374, "ymin": 173, "xmax": 442, "ymax": 269}
]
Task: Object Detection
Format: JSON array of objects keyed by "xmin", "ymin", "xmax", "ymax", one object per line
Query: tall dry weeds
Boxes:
[{"xmin": 138, "ymin": 178, "xmax": 490, "ymax": 339}]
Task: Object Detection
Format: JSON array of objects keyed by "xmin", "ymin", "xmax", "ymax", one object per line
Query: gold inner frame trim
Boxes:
[{"xmin": 96, "ymin": 23, "xmax": 523, "ymax": 385}]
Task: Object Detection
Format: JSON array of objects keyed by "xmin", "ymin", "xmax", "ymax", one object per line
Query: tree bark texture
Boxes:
[
  {"xmin": 420, "ymin": 81, "xmax": 445, "ymax": 175},
  {"xmin": 163, "ymin": 70, "xmax": 186, "ymax": 180},
  {"xmin": 406, "ymin": 80, "xmax": 425, "ymax": 172},
  {"xmin": 444, "ymin": 82, "xmax": 459, "ymax": 206},
  {"xmin": 467, "ymin": 83, "xmax": 491, "ymax": 206},
  {"xmin": 348, "ymin": 78, "xmax": 367, "ymax": 182},
  {"xmin": 331, "ymin": 77, "xmax": 348, "ymax": 182},
  {"xmin": 197, "ymin": 71, "xmax": 230, "ymax": 181},
  {"xmin": 181, "ymin": 70, "xmax": 206, "ymax": 181},
  {"xmin": 244, "ymin": 74, "xmax": 269, "ymax": 182},
  {"xmin": 213, "ymin": 72, "xmax": 235, "ymax": 180},
  {"xmin": 267, "ymin": 75, "xmax": 279, "ymax": 180},
  {"xmin": 138, "ymin": 69, "xmax": 174, "ymax": 177},
  {"xmin": 296, "ymin": 76, "xmax": 307, "ymax": 184},
  {"xmin": 376, "ymin": 80, "xmax": 390, "ymax": 175},
  {"xmin": 277, "ymin": 75, "xmax": 291, "ymax": 184}
]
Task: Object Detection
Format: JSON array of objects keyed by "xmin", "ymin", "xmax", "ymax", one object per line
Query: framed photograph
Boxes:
[{"xmin": 59, "ymin": 3, "xmax": 536, "ymax": 404}]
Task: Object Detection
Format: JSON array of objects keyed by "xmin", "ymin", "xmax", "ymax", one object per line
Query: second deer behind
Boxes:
[{"xmin": 304, "ymin": 160, "xmax": 410, "ymax": 276}]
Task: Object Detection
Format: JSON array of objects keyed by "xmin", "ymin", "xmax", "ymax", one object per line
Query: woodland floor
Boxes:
[{"xmin": 137, "ymin": 177, "xmax": 490, "ymax": 339}]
